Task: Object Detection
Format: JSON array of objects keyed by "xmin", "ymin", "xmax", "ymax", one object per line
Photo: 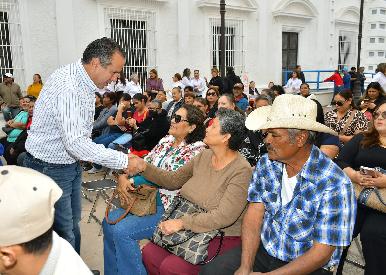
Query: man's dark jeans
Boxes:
[
  {"xmin": 24, "ymin": 152, "xmax": 82, "ymax": 253},
  {"xmin": 200, "ymin": 244, "xmax": 333, "ymax": 275}
]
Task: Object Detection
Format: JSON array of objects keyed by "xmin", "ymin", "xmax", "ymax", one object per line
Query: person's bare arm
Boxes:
[
  {"xmin": 235, "ymin": 202, "xmax": 265, "ymax": 275},
  {"xmin": 320, "ymin": 145, "xmax": 339, "ymax": 159},
  {"xmin": 261, "ymin": 242, "xmax": 335, "ymax": 275},
  {"xmin": 338, "ymin": 134, "xmax": 353, "ymax": 144}
]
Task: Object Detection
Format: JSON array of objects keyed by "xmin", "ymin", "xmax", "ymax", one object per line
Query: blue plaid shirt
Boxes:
[{"xmin": 248, "ymin": 146, "xmax": 356, "ymax": 268}]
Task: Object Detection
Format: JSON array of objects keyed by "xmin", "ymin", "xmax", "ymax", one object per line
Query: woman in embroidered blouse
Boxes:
[
  {"xmin": 103, "ymin": 104, "xmax": 206, "ymax": 275},
  {"xmin": 324, "ymin": 89, "xmax": 368, "ymax": 144}
]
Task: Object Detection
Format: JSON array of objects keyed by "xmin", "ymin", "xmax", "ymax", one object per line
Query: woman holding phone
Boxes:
[
  {"xmin": 335, "ymin": 101, "xmax": 386, "ymax": 275},
  {"xmin": 359, "ymin": 82, "xmax": 385, "ymax": 120}
]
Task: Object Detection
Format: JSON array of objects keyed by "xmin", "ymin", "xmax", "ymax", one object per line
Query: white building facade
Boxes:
[
  {"xmin": 1, "ymin": 0, "xmax": 381, "ymax": 91},
  {"xmin": 363, "ymin": 0, "xmax": 386, "ymax": 73}
]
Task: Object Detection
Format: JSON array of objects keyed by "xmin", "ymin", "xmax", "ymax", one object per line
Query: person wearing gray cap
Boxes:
[
  {"xmin": 0, "ymin": 73, "xmax": 23, "ymax": 121},
  {"xmin": 0, "ymin": 166, "xmax": 92, "ymax": 275}
]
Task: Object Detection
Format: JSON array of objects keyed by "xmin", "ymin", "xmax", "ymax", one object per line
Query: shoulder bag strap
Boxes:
[
  {"xmin": 105, "ymin": 189, "xmax": 137, "ymax": 225},
  {"xmin": 339, "ymin": 109, "xmax": 356, "ymax": 135}
]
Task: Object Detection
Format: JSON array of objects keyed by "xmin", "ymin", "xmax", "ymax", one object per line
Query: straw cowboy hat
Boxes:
[{"xmin": 245, "ymin": 94, "xmax": 337, "ymax": 136}]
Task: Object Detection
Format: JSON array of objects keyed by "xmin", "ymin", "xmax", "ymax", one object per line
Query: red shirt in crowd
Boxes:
[{"xmin": 324, "ymin": 72, "xmax": 343, "ymax": 86}]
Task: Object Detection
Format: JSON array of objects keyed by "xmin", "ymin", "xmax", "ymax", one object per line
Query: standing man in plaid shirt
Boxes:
[{"xmin": 201, "ymin": 95, "xmax": 356, "ymax": 275}]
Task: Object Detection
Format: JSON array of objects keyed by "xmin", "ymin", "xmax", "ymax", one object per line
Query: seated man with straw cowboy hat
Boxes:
[{"xmin": 200, "ymin": 94, "xmax": 356, "ymax": 275}]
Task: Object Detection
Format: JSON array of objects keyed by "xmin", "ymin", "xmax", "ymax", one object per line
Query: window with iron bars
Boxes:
[
  {"xmin": 0, "ymin": 0, "xmax": 24, "ymax": 86},
  {"xmin": 104, "ymin": 8, "xmax": 156, "ymax": 92},
  {"xmin": 209, "ymin": 18, "xmax": 244, "ymax": 76}
]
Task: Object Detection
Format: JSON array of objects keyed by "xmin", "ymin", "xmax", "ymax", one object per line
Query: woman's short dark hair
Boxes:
[
  {"xmin": 217, "ymin": 108, "xmax": 247, "ymax": 151},
  {"xmin": 82, "ymin": 37, "xmax": 125, "ymax": 67},
  {"xmin": 300, "ymin": 83, "xmax": 310, "ymax": 89},
  {"xmin": 133, "ymin": 93, "xmax": 148, "ymax": 103},
  {"xmin": 337, "ymin": 89, "xmax": 356, "ymax": 108},
  {"xmin": 182, "ymin": 104, "xmax": 206, "ymax": 144},
  {"xmin": 194, "ymin": 97, "xmax": 208, "ymax": 106},
  {"xmin": 206, "ymin": 87, "xmax": 219, "ymax": 98},
  {"xmin": 271, "ymin": 85, "xmax": 285, "ymax": 96},
  {"xmin": 184, "ymin": 91, "xmax": 196, "ymax": 99},
  {"xmin": 182, "ymin": 68, "xmax": 191, "ymax": 78},
  {"xmin": 103, "ymin": 92, "xmax": 117, "ymax": 105},
  {"xmin": 121, "ymin": 93, "xmax": 131, "ymax": 102},
  {"xmin": 95, "ymin": 92, "xmax": 102, "ymax": 101},
  {"xmin": 184, "ymin": 86, "xmax": 194, "ymax": 93}
]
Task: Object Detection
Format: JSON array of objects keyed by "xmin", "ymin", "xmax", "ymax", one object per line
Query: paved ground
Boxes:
[{"xmin": 0, "ymin": 114, "xmax": 364, "ymax": 275}]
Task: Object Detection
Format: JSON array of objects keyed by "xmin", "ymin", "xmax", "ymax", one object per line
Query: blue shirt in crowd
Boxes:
[
  {"xmin": 248, "ymin": 145, "xmax": 356, "ymax": 268},
  {"xmin": 236, "ymin": 97, "xmax": 249, "ymax": 113},
  {"xmin": 343, "ymin": 73, "xmax": 351, "ymax": 89}
]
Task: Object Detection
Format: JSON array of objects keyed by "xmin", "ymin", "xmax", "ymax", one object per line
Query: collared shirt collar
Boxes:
[{"xmin": 77, "ymin": 59, "xmax": 97, "ymax": 92}]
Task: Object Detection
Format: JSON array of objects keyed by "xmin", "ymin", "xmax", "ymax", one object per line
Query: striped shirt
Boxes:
[{"xmin": 25, "ymin": 59, "xmax": 128, "ymax": 169}]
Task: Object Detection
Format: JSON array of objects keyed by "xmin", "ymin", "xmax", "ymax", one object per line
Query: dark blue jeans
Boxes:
[{"xmin": 23, "ymin": 153, "xmax": 82, "ymax": 253}]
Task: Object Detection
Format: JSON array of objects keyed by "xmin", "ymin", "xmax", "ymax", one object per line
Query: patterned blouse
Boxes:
[
  {"xmin": 144, "ymin": 135, "xmax": 206, "ymax": 208},
  {"xmin": 324, "ymin": 108, "xmax": 369, "ymax": 136}
]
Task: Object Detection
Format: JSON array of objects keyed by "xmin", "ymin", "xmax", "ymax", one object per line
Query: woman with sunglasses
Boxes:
[
  {"xmin": 126, "ymin": 108, "xmax": 251, "ymax": 274},
  {"xmin": 335, "ymin": 101, "xmax": 386, "ymax": 275},
  {"xmin": 205, "ymin": 87, "xmax": 219, "ymax": 118},
  {"xmin": 324, "ymin": 89, "xmax": 369, "ymax": 145},
  {"xmin": 103, "ymin": 104, "xmax": 206, "ymax": 275}
]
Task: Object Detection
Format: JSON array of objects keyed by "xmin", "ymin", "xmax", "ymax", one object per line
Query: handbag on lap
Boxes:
[
  {"xmin": 152, "ymin": 196, "xmax": 224, "ymax": 265},
  {"xmin": 353, "ymin": 167, "xmax": 386, "ymax": 213},
  {"xmin": 105, "ymin": 180, "xmax": 157, "ymax": 224}
]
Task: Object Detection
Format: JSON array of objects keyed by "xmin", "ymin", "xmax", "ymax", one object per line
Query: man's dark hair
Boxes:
[
  {"xmin": 19, "ymin": 227, "xmax": 53, "ymax": 254},
  {"xmin": 120, "ymin": 93, "xmax": 131, "ymax": 102},
  {"xmin": 271, "ymin": 85, "xmax": 285, "ymax": 96},
  {"xmin": 82, "ymin": 37, "xmax": 125, "ymax": 67},
  {"xmin": 133, "ymin": 93, "xmax": 148, "ymax": 103},
  {"xmin": 184, "ymin": 86, "xmax": 194, "ymax": 93},
  {"xmin": 103, "ymin": 92, "xmax": 117, "ymax": 105},
  {"xmin": 182, "ymin": 104, "xmax": 206, "ymax": 144}
]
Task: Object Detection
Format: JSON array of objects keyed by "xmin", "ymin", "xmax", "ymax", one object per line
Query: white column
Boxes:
[
  {"xmin": 177, "ymin": 0, "xmax": 190, "ymax": 66},
  {"xmin": 55, "ymin": 0, "xmax": 77, "ymax": 65}
]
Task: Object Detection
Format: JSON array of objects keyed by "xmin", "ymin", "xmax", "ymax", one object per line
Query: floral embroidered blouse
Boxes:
[
  {"xmin": 144, "ymin": 135, "xmax": 206, "ymax": 209},
  {"xmin": 324, "ymin": 108, "xmax": 369, "ymax": 136}
]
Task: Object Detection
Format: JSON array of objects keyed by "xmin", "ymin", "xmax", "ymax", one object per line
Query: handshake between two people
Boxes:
[{"xmin": 121, "ymin": 153, "xmax": 148, "ymax": 177}]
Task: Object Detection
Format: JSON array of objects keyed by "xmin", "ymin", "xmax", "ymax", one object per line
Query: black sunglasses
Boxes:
[
  {"xmin": 332, "ymin": 100, "xmax": 346, "ymax": 107},
  {"xmin": 374, "ymin": 111, "xmax": 386, "ymax": 120},
  {"xmin": 206, "ymin": 92, "xmax": 217, "ymax": 97},
  {"xmin": 171, "ymin": 114, "xmax": 189, "ymax": 123}
]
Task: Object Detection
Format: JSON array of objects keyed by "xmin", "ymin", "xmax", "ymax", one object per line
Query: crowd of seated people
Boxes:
[{"xmin": 3, "ymin": 63, "xmax": 386, "ymax": 275}]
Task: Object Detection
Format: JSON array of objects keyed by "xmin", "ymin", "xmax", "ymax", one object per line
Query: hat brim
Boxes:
[{"xmin": 245, "ymin": 106, "xmax": 338, "ymax": 136}]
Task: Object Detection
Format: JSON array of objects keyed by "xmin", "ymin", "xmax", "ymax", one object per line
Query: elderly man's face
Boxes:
[{"xmin": 264, "ymin": 128, "xmax": 302, "ymax": 161}]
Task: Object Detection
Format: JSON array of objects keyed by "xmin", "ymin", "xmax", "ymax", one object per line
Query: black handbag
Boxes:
[
  {"xmin": 152, "ymin": 196, "xmax": 224, "ymax": 265},
  {"xmin": 131, "ymin": 129, "xmax": 149, "ymax": 151}
]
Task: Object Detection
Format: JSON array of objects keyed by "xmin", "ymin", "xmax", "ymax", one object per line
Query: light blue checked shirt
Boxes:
[{"xmin": 248, "ymin": 145, "xmax": 356, "ymax": 268}]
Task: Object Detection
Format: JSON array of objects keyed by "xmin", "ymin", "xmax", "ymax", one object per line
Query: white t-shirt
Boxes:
[
  {"xmin": 125, "ymin": 81, "xmax": 143, "ymax": 97},
  {"xmin": 39, "ymin": 232, "xmax": 93, "ymax": 275},
  {"xmin": 372, "ymin": 72, "xmax": 386, "ymax": 91},
  {"xmin": 284, "ymin": 78, "xmax": 302, "ymax": 94},
  {"xmin": 281, "ymin": 166, "xmax": 297, "ymax": 206}
]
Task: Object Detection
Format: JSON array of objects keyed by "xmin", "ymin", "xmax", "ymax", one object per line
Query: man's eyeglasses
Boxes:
[
  {"xmin": 332, "ymin": 100, "xmax": 346, "ymax": 107},
  {"xmin": 206, "ymin": 92, "xmax": 217, "ymax": 97},
  {"xmin": 374, "ymin": 111, "xmax": 386, "ymax": 120},
  {"xmin": 171, "ymin": 114, "xmax": 189, "ymax": 123}
]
